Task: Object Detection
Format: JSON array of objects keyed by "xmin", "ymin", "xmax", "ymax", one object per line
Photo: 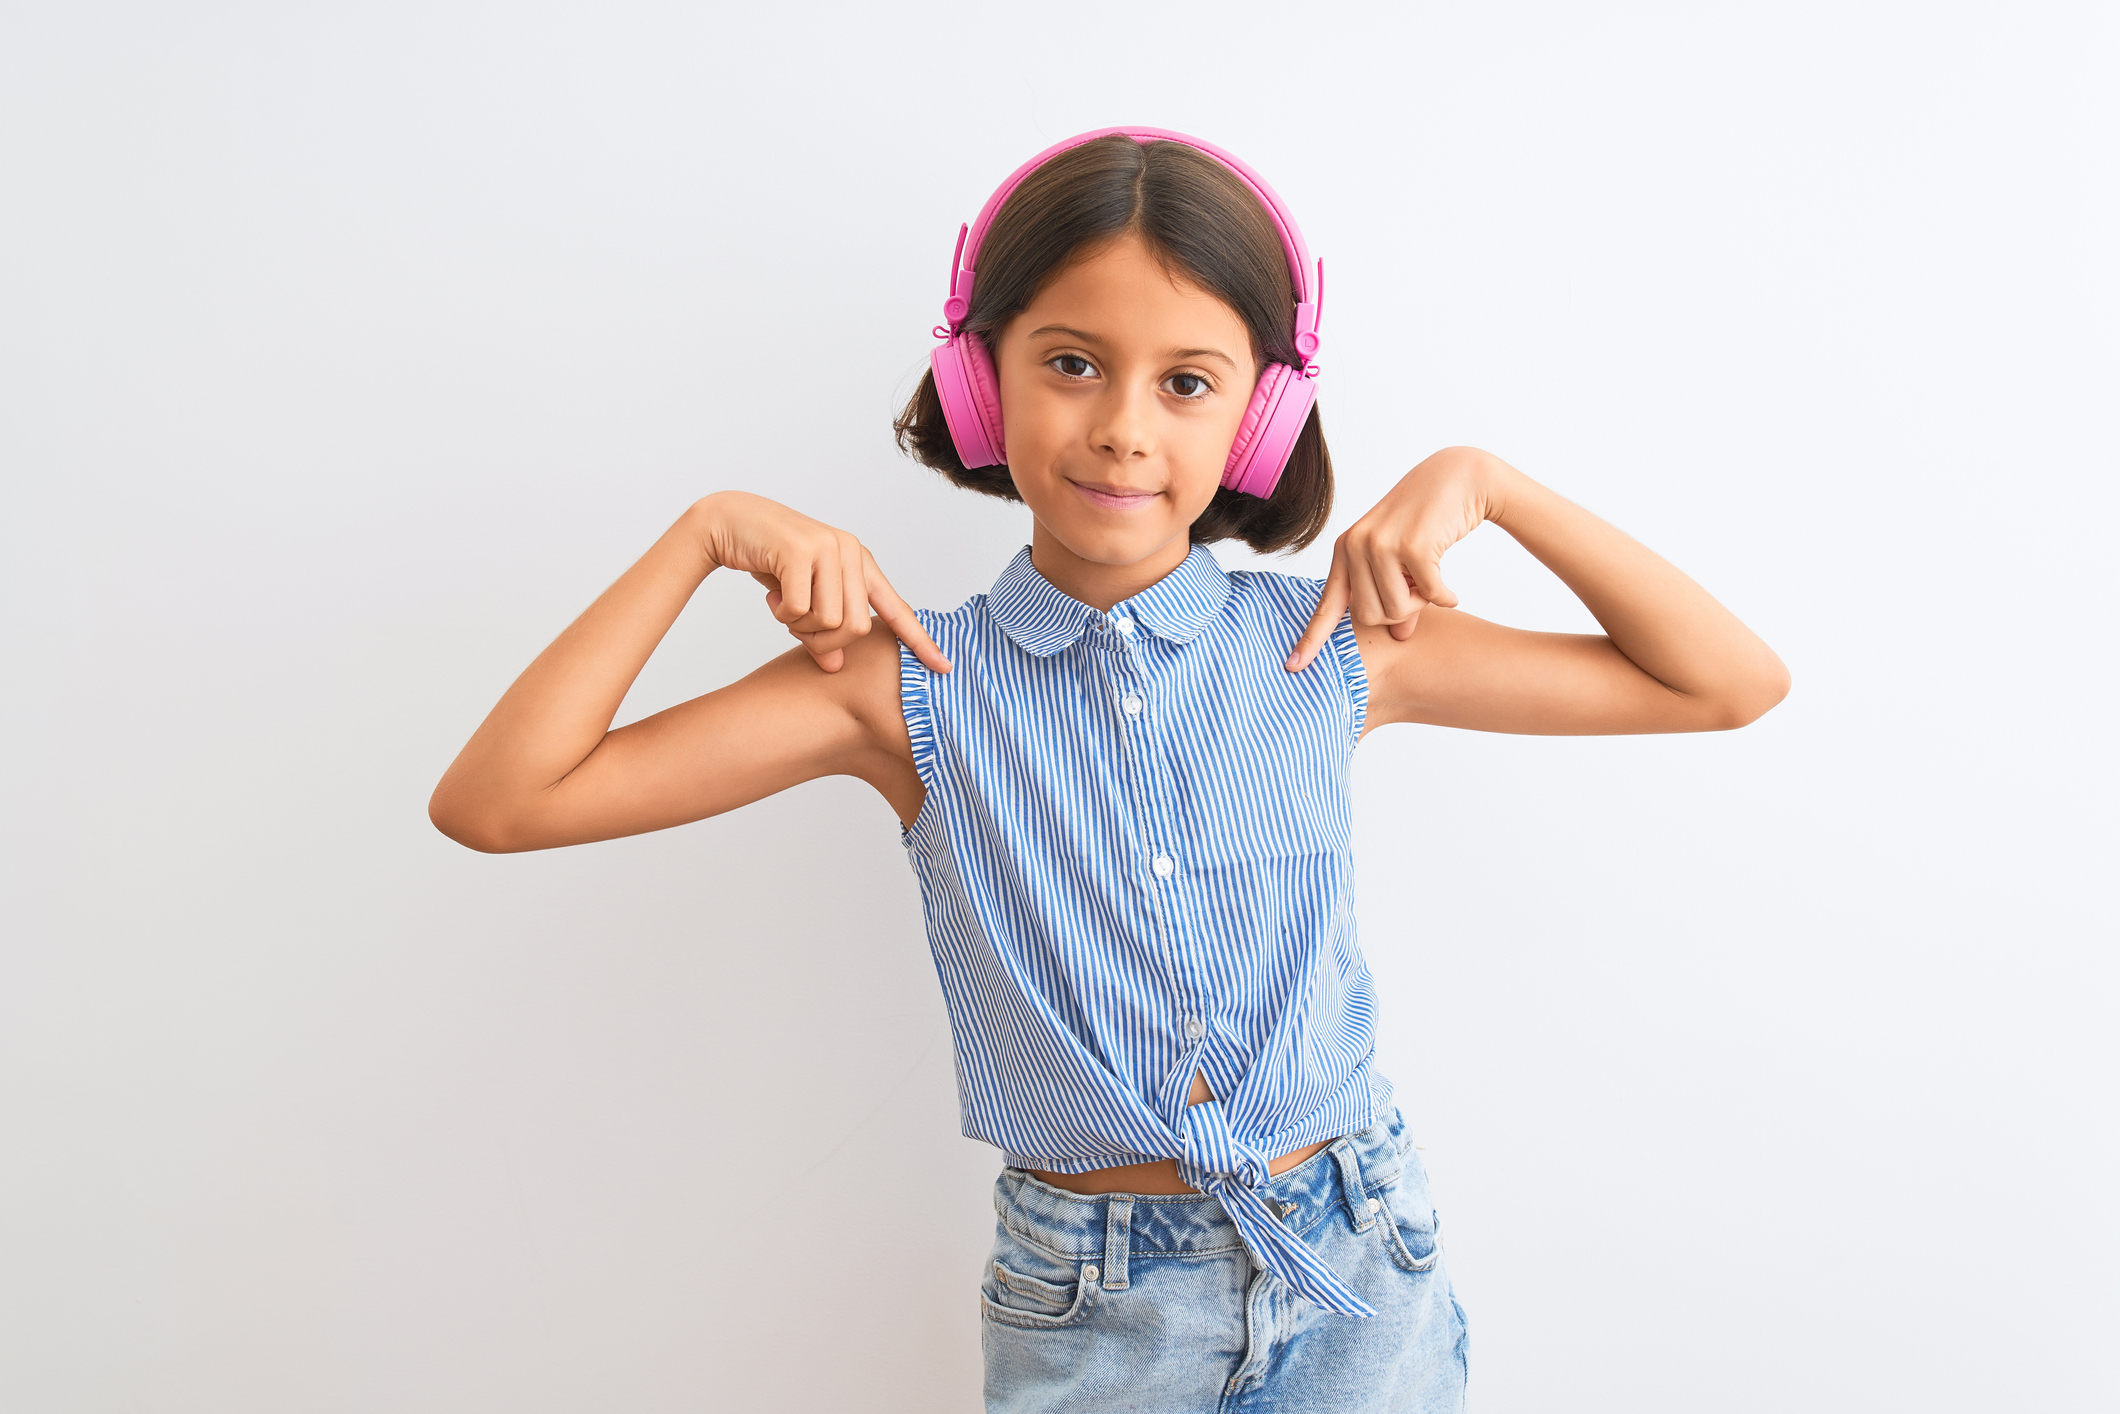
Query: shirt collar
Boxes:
[{"xmin": 987, "ymin": 543, "xmax": 1232, "ymax": 657}]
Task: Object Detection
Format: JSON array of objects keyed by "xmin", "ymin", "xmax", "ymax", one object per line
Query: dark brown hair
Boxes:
[{"xmin": 893, "ymin": 135, "xmax": 1332, "ymax": 555}]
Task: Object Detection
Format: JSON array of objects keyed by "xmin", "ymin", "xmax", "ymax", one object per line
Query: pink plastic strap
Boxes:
[
  {"xmin": 1292, "ymin": 258, "xmax": 1324, "ymax": 359},
  {"xmin": 941, "ymin": 223, "xmax": 971, "ymax": 327}
]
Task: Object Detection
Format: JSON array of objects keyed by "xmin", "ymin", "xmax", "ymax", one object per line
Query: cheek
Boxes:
[
  {"xmin": 995, "ymin": 361, "xmax": 1062, "ymax": 456},
  {"xmin": 1175, "ymin": 448, "xmax": 1229, "ymax": 510},
  {"xmin": 1178, "ymin": 388, "xmax": 1252, "ymax": 493},
  {"xmin": 1200, "ymin": 396, "xmax": 1249, "ymax": 460}
]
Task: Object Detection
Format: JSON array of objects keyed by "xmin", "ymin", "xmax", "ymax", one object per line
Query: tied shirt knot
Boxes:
[{"xmin": 1175, "ymin": 1098, "xmax": 1375, "ymax": 1318}]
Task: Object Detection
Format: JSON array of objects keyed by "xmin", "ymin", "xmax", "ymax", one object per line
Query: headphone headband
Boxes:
[{"xmin": 941, "ymin": 126, "xmax": 1323, "ymax": 361}]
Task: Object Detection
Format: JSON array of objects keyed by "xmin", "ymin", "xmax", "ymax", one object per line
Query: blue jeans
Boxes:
[{"xmin": 981, "ymin": 1110, "xmax": 1469, "ymax": 1412}]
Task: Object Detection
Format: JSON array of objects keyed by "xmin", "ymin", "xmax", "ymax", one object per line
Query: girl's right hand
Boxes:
[{"xmin": 693, "ymin": 491, "xmax": 951, "ymax": 675}]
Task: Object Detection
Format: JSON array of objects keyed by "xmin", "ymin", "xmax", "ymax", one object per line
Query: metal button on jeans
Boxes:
[
  {"xmin": 1082, "ymin": 1264, "xmax": 1099, "ymax": 1282},
  {"xmin": 1367, "ymin": 1198, "xmax": 1382, "ymax": 1214}
]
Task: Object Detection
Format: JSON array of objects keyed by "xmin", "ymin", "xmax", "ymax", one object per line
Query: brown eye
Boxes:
[
  {"xmin": 1050, "ymin": 355, "xmax": 1095, "ymax": 379},
  {"xmin": 1165, "ymin": 373, "xmax": 1211, "ymax": 399}
]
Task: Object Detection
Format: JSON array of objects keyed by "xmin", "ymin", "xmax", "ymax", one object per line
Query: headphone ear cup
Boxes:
[
  {"xmin": 962, "ymin": 332, "xmax": 1006, "ymax": 464},
  {"xmin": 930, "ymin": 333, "xmax": 1007, "ymax": 469},
  {"xmin": 1222, "ymin": 362, "xmax": 1315, "ymax": 498}
]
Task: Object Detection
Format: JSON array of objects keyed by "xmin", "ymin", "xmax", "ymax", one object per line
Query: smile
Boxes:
[{"xmin": 1069, "ymin": 479, "xmax": 1160, "ymax": 511}]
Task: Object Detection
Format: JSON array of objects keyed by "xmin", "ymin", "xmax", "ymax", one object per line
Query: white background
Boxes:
[{"xmin": 2, "ymin": 2, "xmax": 2113, "ymax": 1410}]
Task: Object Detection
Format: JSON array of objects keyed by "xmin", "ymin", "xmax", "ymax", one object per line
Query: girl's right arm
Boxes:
[{"xmin": 427, "ymin": 490, "xmax": 950, "ymax": 853}]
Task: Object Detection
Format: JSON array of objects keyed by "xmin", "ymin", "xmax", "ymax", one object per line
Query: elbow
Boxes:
[
  {"xmin": 428, "ymin": 787, "xmax": 530, "ymax": 854},
  {"xmin": 1703, "ymin": 660, "xmax": 1792, "ymax": 731}
]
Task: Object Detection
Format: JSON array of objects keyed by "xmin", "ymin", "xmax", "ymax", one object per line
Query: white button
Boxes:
[
  {"xmin": 1082, "ymin": 1264, "xmax": 1099, "ymax": 1281},
  {"xmin": 1153, "ymin": 855, "xmax": 1174, "ymax": 878},
  {"xmin": 1114, "ymin": 617, "xmax": 1135, "ymax": 635},
  {"xmin": 1367, "ymin": 1198, "xmax": 1382, "ymax": 1214},
  {"xmin": 1122, "ymin": 695, "xmax": 1143, "ymax": 715},
  {"xmin": 1184, "ymin": 1016, "xmax": 1204, "ymax": 1040}
]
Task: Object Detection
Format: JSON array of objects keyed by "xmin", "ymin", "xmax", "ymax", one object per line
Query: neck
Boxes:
[{"xmin": 1028, "ymin": 521, "xmax": 1194, "ymax": 611}]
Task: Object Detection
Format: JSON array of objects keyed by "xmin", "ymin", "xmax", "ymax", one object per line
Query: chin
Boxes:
[
  {"xmin": 1070, "ymin": 533, "xmax": 1173, "ymax": 567},
  {"xmin": 1033, "ymin": 505, "xmax": 1171, "ymax": 564}
]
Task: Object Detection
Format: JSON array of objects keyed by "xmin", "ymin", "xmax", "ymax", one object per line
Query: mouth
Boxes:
[{"xmin": 1068, "ymin": 478, "xmax": 1160, "ymax": 511}]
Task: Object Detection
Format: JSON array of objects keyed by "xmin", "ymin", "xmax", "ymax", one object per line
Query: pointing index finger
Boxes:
[
  {"xmin": 1287, "ymin": 566, "xmax": 1350, "ymax": 672},
  {"xmin": 864, "ymin": 559, "xmax": 951, "ymax": 674}
]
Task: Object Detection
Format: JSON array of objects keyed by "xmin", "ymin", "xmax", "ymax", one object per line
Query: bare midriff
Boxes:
[{"xmin": 1026, "ymin": 1072, "xmax": 1334, "ymax": 1196}]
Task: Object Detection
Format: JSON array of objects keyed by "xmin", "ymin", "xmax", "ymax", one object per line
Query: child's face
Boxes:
[{"xmin": 993, "ymin": 233, "xmax": 1258, "ymax": 571}]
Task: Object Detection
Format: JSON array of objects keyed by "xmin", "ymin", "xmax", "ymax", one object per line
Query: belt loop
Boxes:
[
  {"xmin": 1101, "ymin": 1196, "xmax": 1133, "ymax": 1291},
  {"xmin": 1331, "ymin": 1141, "xmax": 1374, "ymax": 1232}
]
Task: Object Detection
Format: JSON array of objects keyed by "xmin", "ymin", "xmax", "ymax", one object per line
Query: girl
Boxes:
[{"xmin": 430, "ymin": 128, "xmax": 1788, "ymax": 1412}]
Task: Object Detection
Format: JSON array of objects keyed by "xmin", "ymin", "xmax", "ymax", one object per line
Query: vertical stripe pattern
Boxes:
[{"xmin": 899, "ymin": 544, "xmax": 1389, "ymax": 1317}]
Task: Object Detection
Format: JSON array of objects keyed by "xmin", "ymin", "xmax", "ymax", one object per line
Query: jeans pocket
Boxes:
[
  {"xmin": 980, "ymin": 1228, "xmax": 1098, "ymax": 1330},
  {"xmin": 1375, "ymin": 1184, "xmax": 1441, "ymax": 1274}
]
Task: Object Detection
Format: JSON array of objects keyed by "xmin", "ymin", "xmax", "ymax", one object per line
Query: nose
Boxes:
[{"xmin": 1089, "ymin": 379, "xmax": 1155, "ymax": 461}]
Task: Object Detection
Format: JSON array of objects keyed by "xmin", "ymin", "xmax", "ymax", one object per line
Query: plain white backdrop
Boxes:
[{"xmin": 2, "ymin": 2, "xmax": 2113, "ymax": 1410}]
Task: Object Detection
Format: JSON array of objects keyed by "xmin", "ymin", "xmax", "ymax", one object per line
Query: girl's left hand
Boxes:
[{"xmin": 1287, "ymin": 446, "xmax": 1513, "ymax": 671}]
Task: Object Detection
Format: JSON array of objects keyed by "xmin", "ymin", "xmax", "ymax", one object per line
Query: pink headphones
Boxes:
[{"xmin": 929, "ymin": 126, "xmax": 1324, "ymax": 499}]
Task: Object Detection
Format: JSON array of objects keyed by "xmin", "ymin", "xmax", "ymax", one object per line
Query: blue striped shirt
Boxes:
[{"xmin": 898, "ymin": 543, "xmax": 1390, "ymax": 1317}]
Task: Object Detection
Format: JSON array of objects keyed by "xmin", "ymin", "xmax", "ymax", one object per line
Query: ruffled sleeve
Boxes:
[
  {"xmin": 898, "ymin": 613, "xmax": 940, "ymax": 790},
  {"xmin": 1324, "ymin": 604, "xmax": 1370, "ymax": 742}
]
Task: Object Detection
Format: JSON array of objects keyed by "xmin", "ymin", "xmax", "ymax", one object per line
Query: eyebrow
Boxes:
[{"xmin": 1024, "ymin": 324, "xmax": 1239, "ymax": 370}]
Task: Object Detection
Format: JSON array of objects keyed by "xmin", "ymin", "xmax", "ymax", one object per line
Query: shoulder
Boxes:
[
  {"xmin": 903, "ymin": 592, "xmax": 992, "ymax": 656},
  {"xmin": 1224, "ymin": 567, "xmax": 1369, "ymax": 735},
  {"xmin": 895, "ymin": 593, "xmax": 997, "ymax": 696},
  {"xmin": 1225, "ymin": 567, "xmax": 1330, "ymax": 629}
]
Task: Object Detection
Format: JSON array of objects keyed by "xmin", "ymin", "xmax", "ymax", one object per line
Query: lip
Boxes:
[{"xmin": 1068, "ymin": 478, "xmax": 1160, "ymax": 511}]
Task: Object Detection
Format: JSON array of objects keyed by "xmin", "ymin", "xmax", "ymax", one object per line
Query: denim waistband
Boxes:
[{"xmin": 992, "ymin": 1109, "xmax": 1413, "ymax": 1290}]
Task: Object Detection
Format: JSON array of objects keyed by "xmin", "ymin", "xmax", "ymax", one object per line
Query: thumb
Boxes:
[
  {"xmin": 1405, "ymin": 556, "xmax": 1458, "ymax": 611},
  {"xmin": 792, "ymin": 628, "xmax": 846, "ymax": 673}
]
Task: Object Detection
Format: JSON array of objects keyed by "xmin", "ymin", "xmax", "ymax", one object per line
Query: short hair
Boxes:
[{"xmin": 894, "ymin": 135, "xmax": 1332, "ymax": 555}]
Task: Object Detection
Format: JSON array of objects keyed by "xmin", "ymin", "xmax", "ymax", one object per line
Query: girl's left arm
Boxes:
[{"xmin": 1288, "ymin": 446, "xmax": 1790, "ymax": 735}]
